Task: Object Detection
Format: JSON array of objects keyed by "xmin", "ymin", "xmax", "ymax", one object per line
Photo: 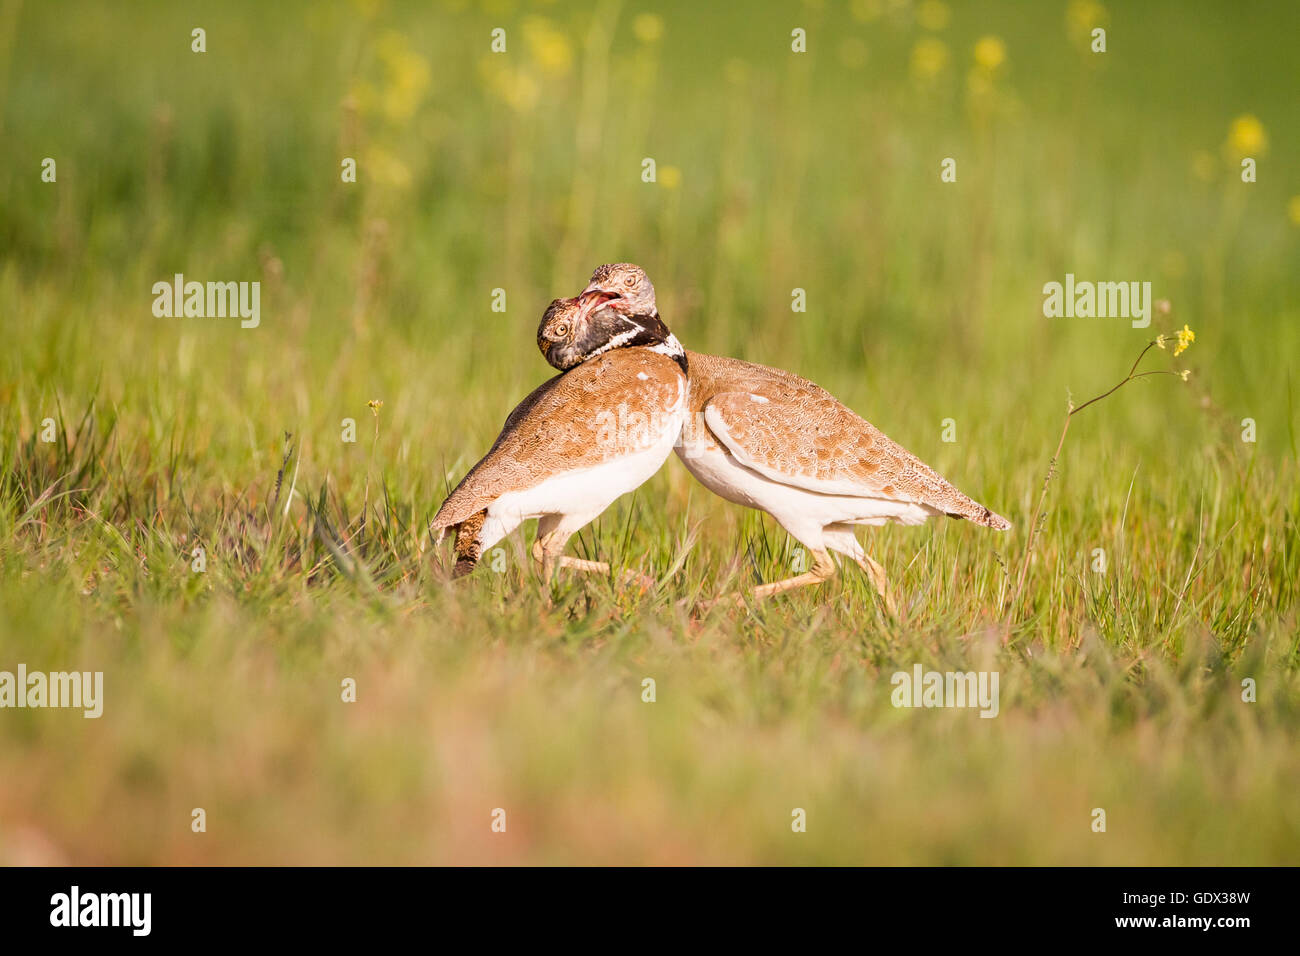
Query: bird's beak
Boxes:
[{"xmin": 576, "ymin": 284, "xmax": 619, "ymax": 322}]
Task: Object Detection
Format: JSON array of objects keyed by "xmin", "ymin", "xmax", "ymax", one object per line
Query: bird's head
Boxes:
[
  {"xmin": 575, "ymin": 262, "xmax": 657, "ymax": 323},
  {"xmin": 536, "ymin": 297, "xmax": 590, "ymax": 371},
  {"xmin": 538, "ymin": 266, "xmax": 686, "ymax": 374}
]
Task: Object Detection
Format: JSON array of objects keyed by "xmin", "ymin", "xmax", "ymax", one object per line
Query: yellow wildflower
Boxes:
[
  {"xmin": 1225, "ymin": 114, "xmax": 1267, "ymax": 158},
  {"xmin": 375, "ymin": 31, "xmax": 431, "ymax": 123},
  {"xmin": 368, "ymin": 399, "xmax": 384, "ymax": 415},
  {"xmin": 1173, "ymin": 324, "xmax": 1195, "ymax": 356},
  {"xmin": 973, "ymin": 35, "xmax": 1006, "ymax": 72},
  {"xmin": 523, "ymin": 17, "xmax": 573, "ymax": 76},
  {"xmin": 1179, "ymin": 370, "xmax": 1191, "ymax": 381},
  {"xmin": 362, "ymin": 146, "xmax": 411, "ymax": 189},
  {"xmin": 1067, "ymin": 0, "xmax": 1109, "ymax": 42},
  {"xmin": 633, "ymin": 13, "xmax": 664, "ymax": 43},
  {"xmin": 1155, "ymin": 334, "xmax": 1166, "ymax": 350},
  {"xmin": 910, "ymin": 37, "xmax": 948, "ymax": 80},
  {"xmin": 479, "ymin": 56, "xmax": 540, "ymax": 112}
]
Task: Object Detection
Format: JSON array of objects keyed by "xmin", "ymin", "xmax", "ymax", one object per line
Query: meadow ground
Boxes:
[{"xmin": 1, "ymin": 0, "xmax": 1298, "ymax": 864}]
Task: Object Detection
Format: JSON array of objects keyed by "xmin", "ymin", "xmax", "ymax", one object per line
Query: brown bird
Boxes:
[
  {"xmin": 432, "ymin": 296, "xmax": 688, "ymax": 585},
  {"xmin": 553, "ymin": 263, "xmax": 1011, "ymax": 611}
]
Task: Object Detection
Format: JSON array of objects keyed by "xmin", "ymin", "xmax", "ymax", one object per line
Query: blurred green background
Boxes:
[
  {"xmin": 1, "ymin": 0, "xmax": 1297, "ymax": 864},
  {"xmin": 4, "ymin": 0, "xmax": 1298, "ymax": 461}
]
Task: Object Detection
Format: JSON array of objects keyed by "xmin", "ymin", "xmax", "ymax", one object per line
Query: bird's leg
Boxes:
[
  {"xmin": 531, "ymin": 530, "xmax": 596, "ymax": 580},
  {"xmin": 530, "ymin": 529, "xmax": 653, "ymax": 591},
  {"xmin": 853, "ymin": 553, "xmax": 899, "ymax": 616},
  {"xmin": 750, "ymin": 547, "xmax": 837, "ymax": 599},
  {"xmin": 700, "ymin": 548, "xmax": 836, "ymax": 610}
]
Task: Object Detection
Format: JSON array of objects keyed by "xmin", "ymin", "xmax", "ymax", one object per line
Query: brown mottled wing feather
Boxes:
[
  {"xmin": 489, "ymin": 372, "xmax": 565, "ymax": 454},
  {"xmin": 432, "ymin": 349, "xmax": 685, "ymax": 533},
  {"xmin": 692, "ymin": 352, "xmax": 1009, "ymax": 528}
]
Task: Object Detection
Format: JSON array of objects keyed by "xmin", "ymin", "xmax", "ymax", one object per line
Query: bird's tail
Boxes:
[
  {"xmin": 963, "ymin": 501, "xmax": 1011, "ymax": 530},
  {"xmin": 451, "ymin": 509, "xmax": 488, "ymax": 578}
]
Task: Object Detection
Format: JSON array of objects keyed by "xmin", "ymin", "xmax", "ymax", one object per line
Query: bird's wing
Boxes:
[
  {"xmin": 701, "ymin": 390, "xmax": 1009, "ymax": 528},
  {"xmin": 432, "ymin": 350, "xmax": 686, "ymax": 532},
  {"xmin": 431, "ymin": 374, "xmax": 563, "ymax": 541}
]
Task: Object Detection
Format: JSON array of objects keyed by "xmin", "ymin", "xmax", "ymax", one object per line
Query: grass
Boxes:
[{"xmin": 1, "ymin": 0, "xmax": 1298, "ymax": 864}]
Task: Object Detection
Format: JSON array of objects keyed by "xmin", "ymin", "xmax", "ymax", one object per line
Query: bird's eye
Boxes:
[
  {"xmin": 624, "ymin": 275, "xmax": 636, "ymax": 287},
  {"xmin": 554, "ymin": 323, "xmax": 569, "ymax": 337}
]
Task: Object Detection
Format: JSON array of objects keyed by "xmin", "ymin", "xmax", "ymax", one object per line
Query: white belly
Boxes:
[
  {"xmin": 674, "ymin": 440, "xmax": 937, "ymax": 546},
  {"xmin": 480, "ymin": 396, "xmax": 686, "ymax": 550}
]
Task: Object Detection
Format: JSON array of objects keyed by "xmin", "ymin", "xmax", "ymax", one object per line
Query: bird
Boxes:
[
  {"xmin": 553, "ymin": 263, "xmax": 1011, "ymax": 611},
  {"xmin": 431, "ymin": 295, "xmax": 689, "ymax": 587}
]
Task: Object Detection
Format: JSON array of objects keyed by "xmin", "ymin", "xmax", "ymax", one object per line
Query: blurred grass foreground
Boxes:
[{"xmin": 0, "ymin": 0, "xmax": 1298, "ymax": 864}]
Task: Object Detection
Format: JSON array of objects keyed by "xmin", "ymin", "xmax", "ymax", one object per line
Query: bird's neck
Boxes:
[
  {"xmin": 589, "ymin": 310, "xmax": 688, "ymax": 375},
  {"xmin": 650, "ymin": 332, "xmax": 689, "ymax": 376}
]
